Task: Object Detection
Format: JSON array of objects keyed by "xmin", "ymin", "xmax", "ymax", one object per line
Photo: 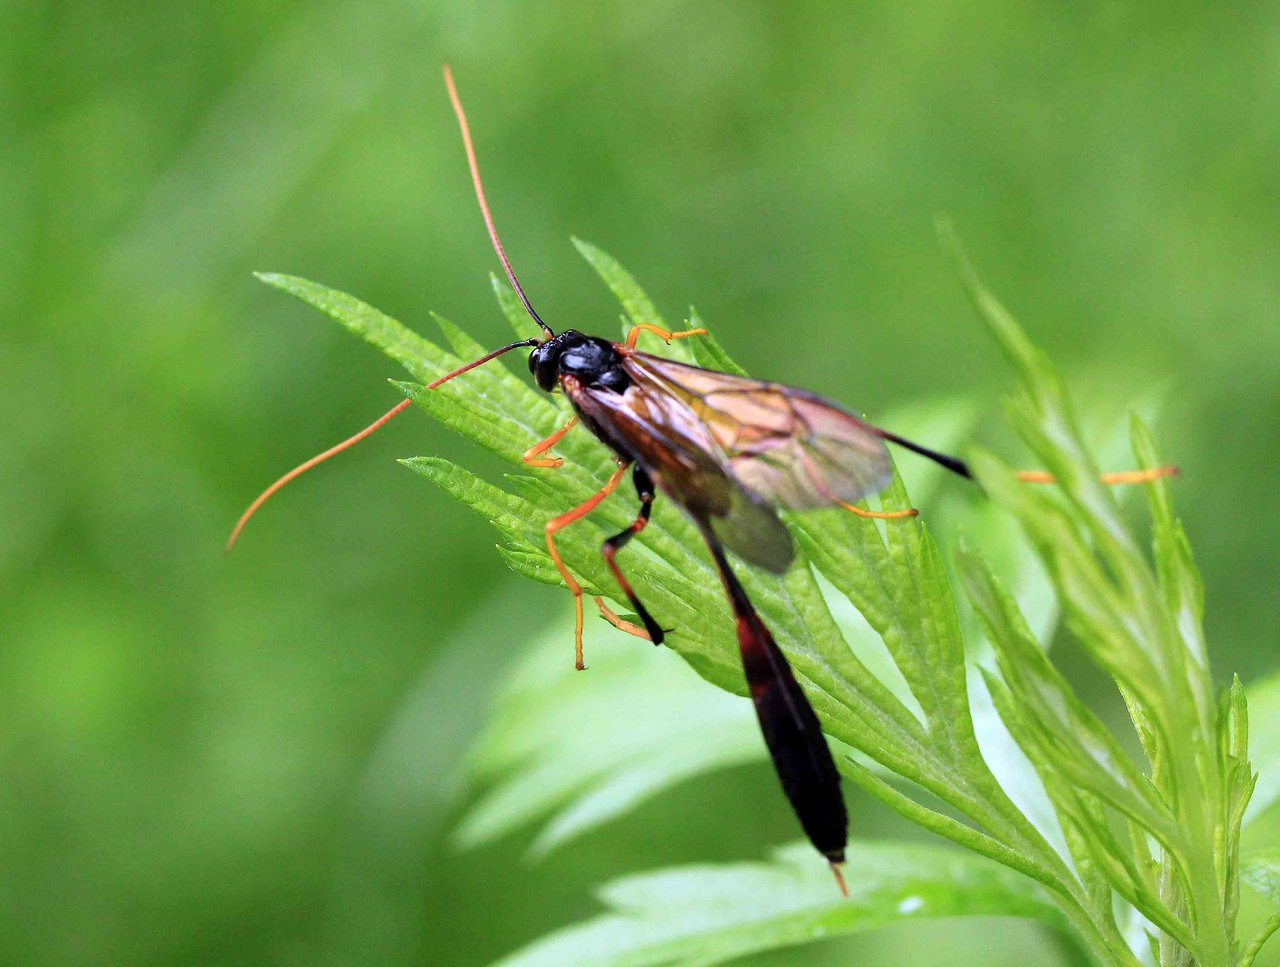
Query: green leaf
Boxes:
[
  {"xmin": 940, "ymin": 224, "xmax": 1241, "ymax": 966},
  {"xmin": 686, "ymin": 309, "xmax": 749, "ymax": 377},
  {"xmin": 1132, "ymin": 417, "xmax": 1208, "ymax": 672},
  {"xmin": 488, "ymin": 842, "xmax": 1064, "ymax": 967},
  {"xmin": 399, "ymin": 456, "xmax": 550, "ymax": 567},
  {"xmin": 453, "ymin": 620, "xmax": 761, "ymax": 857},
  {"xmin": 958, "ymin": 543, "xmax": 1171, "ymax": 839},
  {"xmin": 257, "ymin": 272, "xmax": 447, "ymax": 384},
  {"xmin": 257, "ymin": 239, "xmax": 1234, "ymax": 967}
]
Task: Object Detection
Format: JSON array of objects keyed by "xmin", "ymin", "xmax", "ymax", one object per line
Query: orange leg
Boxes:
[
  {"xmin": 836, "ymin": 499, "xmax": 918, "ymax": 520},
  {"xmin": 801, "ymin": 452, "xmax": 919, "ymax": 521},
  {"xmin": 594, "ymin": 597, "xmax": 652, "ymax": 640},
  {"xmin": 876, "ymin": 428, "xmax": 1177, "ymax": 500},
  {"xmin": 1016, "ymin": 466, "xmax": 1179, "ymax": 485},
  {"xmin": 624, "ymin": 323, "xmax": 708, "ymax": 349},
  {"xmin": 523, "ymin": 415, "xmax": 578, "ymax": 468},
  {"xmin": 545, "ymin": 463, "xmax": 629, "ymax": 669}
]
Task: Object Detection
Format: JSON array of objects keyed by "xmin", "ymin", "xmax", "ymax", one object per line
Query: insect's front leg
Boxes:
[
  {"xmin": 594, "ymin": 465, "xmax": 668, "ymax": 645},
  {"xmin": 545, "ymin": 462, "xmax": 628, "ymax": 670},
  {"xmin": 523, "ymin": 415, "xmax": 578, "ymax": 468}
]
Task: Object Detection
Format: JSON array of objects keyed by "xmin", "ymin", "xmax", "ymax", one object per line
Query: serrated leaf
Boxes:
[
  {"xmin": 941, "ymin": 226, "xmax": 1239, "ymax": 964},
  {"xmin": 255, "ymin": 260, "xmax": 1011, "ymax": 851},
  {"xmin": 1132, "ymin": 417, "xmax": 1206, "ymax": 669},
  {"xmin": 401, "ymin": 456, "xmax": 544, "ymax": 549},
  {"xmin": 495, "ymin": 545, "xmax": 562, "ymax": 588},
  {"xmin": 489, "ymin": 842, "xmax": 1063, "ymax": 967},
  {"xmin": 686, "ymin": 310, "xmax": 749, "ymax": 377},
  {"xmin": 839, "ymin": 753, "xmax": 1057, "ymax": 891},
  {"xmin": 257, "ymin": 272, "xmax": 446, "ymax": 384},
  {"xmin": 257, "ymin": 240, "xmax": 1231, "ymax": 967},
  {"xmin": 959, "ymin": 543, "xmax": 1171, "ymax": 838}
]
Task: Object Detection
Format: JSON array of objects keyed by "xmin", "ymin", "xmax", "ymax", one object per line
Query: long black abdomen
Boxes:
[{"xmin": 700, "ymin": 526, "xmax": 848, "ymax": 863}]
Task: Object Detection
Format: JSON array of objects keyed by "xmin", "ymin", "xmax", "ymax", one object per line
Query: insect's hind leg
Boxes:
[
  {"xmin": 877, "ymin": 427, "xmax": 1177, "ymax": 487},
  {"xmin": 545, "ymin": 462, "xmax": 629, "ymax": 670},
  {"xmin": 594, "ymin": 465, "xmax": 668, "ymax": 646},
  {"xmin": 875, "ymin": 427, "xmax": 1172, "ymax": 486}
]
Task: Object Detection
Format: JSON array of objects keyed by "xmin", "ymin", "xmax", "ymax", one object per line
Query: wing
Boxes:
[
  {"xmin": 563, "ymin": 374, "xmax": 795, "ymax": 574},
  {"xmin": 621, "ymin": 352, "xmax": 894, "ymax": 510}
]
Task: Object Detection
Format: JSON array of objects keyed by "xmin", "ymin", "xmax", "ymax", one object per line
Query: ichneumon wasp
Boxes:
[{"xmin": 229, "ymin": 66, "xmax": 1175, "ymax": 893}]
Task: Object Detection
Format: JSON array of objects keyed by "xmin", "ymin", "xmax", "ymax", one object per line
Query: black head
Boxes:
[
  {"xmin": 528, "ymin": 330, "xmax": 578, "ymax": 392},
  {"xmin": 527, "ymin": 330, "xmax": 629, "ymax": 393}
]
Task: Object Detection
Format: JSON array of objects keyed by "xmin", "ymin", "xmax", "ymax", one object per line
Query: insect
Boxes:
[{"xmin": 229, "ymin": 67, "xmax": 1175, "ymax": 893}]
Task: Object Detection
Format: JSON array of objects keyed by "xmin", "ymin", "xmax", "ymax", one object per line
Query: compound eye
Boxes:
[{"xmin": 529, "ymin": 352, "xmax": 557, "ymax": 393}]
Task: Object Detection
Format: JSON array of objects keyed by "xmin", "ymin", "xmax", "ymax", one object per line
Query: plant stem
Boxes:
[
  {"xmin": 1239, "ymin": 911, "xmax": 1280, "ymax": 967},
  {"xmin": 1167, "ymin": 747, "xmax": 1232, "ymax": 966}
]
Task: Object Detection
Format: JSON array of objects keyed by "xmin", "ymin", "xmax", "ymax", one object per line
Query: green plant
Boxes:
[{"xmin": 258, "ymin": 229, "xmax": 1275, "ymax": 966}]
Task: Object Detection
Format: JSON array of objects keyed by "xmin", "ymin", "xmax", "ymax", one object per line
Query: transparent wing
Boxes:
[
  {"xmin": 565, "ymin": 376, "xmax": 795, "ymax": 574},
  {"xmin": 622, "ymin": 352, "xmax": 894, "ymax": 510}
]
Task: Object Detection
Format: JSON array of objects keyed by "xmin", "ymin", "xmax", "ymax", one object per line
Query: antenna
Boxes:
[
  {"xmin": 443, "ymin": 64, "xmax": 555, "ymax": 341},
  {"xmin": 227, "ymin": 70, "xmax": 553, "ymax": 553},
  {"xmin": 226, "ymin": 337, "xmax": 537, "ymax": 553}
]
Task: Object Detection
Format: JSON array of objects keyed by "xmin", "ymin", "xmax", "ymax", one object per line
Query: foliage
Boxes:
[
  {"xmin": 488, "ymin": 841, "xmax": 1065, "ymax": 967},
  {"xmin": 259, "ymin": 232, "xmax": 1268, "ymax": 967}
]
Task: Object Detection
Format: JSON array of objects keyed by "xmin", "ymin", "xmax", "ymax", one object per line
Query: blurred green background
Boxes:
[{"xmin": 4, "ymin": 2, "xmax": 1279, "ymax": 965}]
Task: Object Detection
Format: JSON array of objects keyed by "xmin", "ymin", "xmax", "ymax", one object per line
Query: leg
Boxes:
[
  {"xmin": 597, "ymin": 465, "xmax": 667, "ymax": 645},
  {"xmin": 624, "ymin": 322, "xmax": 708, "ymax": 349},
  {"xmin": 595, "ymin": 597, "xmax": 652, "ymax": 640},
  {"xmin": 800, "ymin": 451, "xmax": 919, "ymax": 520},
  {"xmin": 876, "ymin": 428, "xmax": 1178, "ymax": 488},
  {"xmin": 523, "ymin": 415, "xmax": 578, "ymax": 468},
  {"xmin": 1016, "ymin": 467, "xmax": 1179, "ymax": 485},
  {"xmin": 545, "ymin": 462, "xmax": 629, "ymax": 669},
  {"xmin": 838, "ymin": 499, "xmax": 917, "ymax": 521}
]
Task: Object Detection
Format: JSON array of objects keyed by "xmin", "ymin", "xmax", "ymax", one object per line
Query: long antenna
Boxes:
[
  {"xmin": 443, "ymin": 64, "xmax": 555, "ymax": 341},
  {"xmin": 226, "ymin": 337, "xmax": 537, "ymax": 553}
]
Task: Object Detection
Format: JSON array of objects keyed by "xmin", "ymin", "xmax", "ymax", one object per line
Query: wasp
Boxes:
[{"xmin": 230, "ymin": 67, "xmax": 1173, "ymax": 893}]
